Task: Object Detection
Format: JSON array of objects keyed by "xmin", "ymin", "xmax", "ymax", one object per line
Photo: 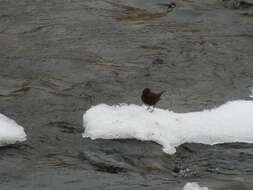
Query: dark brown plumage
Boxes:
[{"xmin": 141, "ymin": 88, "xmax": 165, "ymax": 110}]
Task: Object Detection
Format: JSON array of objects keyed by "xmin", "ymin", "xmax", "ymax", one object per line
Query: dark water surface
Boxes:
[{"xmin": 1, "ymin": 0, "xmax": 253, "ymax": 189}]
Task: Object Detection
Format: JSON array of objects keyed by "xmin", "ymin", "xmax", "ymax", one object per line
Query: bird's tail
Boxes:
[{"xmin": 159, "ymin": 90, "xmax": 165, "ymax": 96}]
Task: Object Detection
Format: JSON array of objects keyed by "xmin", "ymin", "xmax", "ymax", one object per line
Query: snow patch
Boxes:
[
  {"xmin": 183, "ymin": 182, "xmax": 210, "ymax": 190},
  {"xmin": 0, "ymin": 113, "xmax": 26, "ymax": 146},
  {"xmin": 83, "ymin": 100, "xmax": 253, "ymax": 154}
]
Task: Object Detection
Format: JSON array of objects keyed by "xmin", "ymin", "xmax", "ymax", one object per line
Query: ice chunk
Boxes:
[
  {"xmin": 83, "ymin": 100, "xmax": 253, "ymax": 154},
  {"xmin": 183, "ymin": 182, "xmax": 210, "ymax": 190},
  {"xmin": 0, "ymin": 113, "xmax": 26, "ymax": 146}
]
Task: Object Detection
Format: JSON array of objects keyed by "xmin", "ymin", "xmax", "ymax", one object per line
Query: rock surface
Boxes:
[{"xmin": 0, "ymin": 0, "xmax": 253, "ymax": 189}]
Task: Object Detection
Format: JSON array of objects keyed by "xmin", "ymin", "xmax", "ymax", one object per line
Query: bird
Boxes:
[{"xmin": 141, "ymin": 88, "xmax": 165, "ymax": 112}]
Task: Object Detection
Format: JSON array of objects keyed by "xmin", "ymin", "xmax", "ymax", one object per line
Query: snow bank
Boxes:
[
  {"xmin": 83, "ymin": 100, "xmax": 253, "ymax": 154},
  {"xmin": 183, "ymin": 182, "xmax": 210, "ymax": 190},
  {"xmin": 0, "ymin": 113, "xmax": 26, "ymax": 146}
]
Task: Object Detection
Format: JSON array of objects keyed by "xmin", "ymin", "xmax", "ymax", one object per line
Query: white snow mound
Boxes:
[
  {"xmin": 83, "ymin": 100, "xmax": 253, "ymax": 154},
  {"xmin": 183, "ymin": 182, "xmax": 210, "ymax": 190},
  {"xmin": 0, "ymin": 113, "xmax": 26, "ymax": 146}
]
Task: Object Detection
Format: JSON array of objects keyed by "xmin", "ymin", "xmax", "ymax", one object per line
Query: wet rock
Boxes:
[
  {"xmin": 152, "ymin": 58, "xmax": 164, "ymax": 65},
  {"xmin": 79, "ymin": 151, "xmax": 128, "ymax": 174},
  {"xmin": 0, "ymin": 77, "xmax": 31, "ymax": 97},
  {"xmin": 0, "ymin": 0, "xmax": 253, "ymax": 189},
  {"xmin": 222, "ymin": 0, "xmax": 253, "ymax": 9},
  {"xmin": 158, "ymin": 1, "xmax": 176, "ymax": 12},
  {"xmin": 46, "ymin": 121, "xmax": 81, "ymax": 134}
]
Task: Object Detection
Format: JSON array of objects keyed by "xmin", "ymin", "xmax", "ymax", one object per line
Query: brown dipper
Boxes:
[{"xmin": 141, "ymin": 88, "xmax": 165, "ymax": 111}]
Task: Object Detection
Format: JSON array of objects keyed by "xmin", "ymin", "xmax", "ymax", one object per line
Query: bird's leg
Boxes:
[
  {"xmin": 146, "ymin": 106, "xmax": 151, "ymax": 112},
  {"xmin": 146, "ymin": 105, "xmax": 155, "ymax": 112},
  {"xmin": 149, "ymin": 106, "xmax": 155, "ymax": 113}
]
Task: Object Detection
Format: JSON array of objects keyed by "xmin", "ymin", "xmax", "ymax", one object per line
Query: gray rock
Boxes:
[{"xmin": 0, "ymin": 0, "xmax": 253, "ymax": 189}]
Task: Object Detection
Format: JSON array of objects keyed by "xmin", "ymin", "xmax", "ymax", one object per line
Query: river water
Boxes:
[{"xmin": 0, "ymin": 0, "xmax": 253, "ymax": 189}]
